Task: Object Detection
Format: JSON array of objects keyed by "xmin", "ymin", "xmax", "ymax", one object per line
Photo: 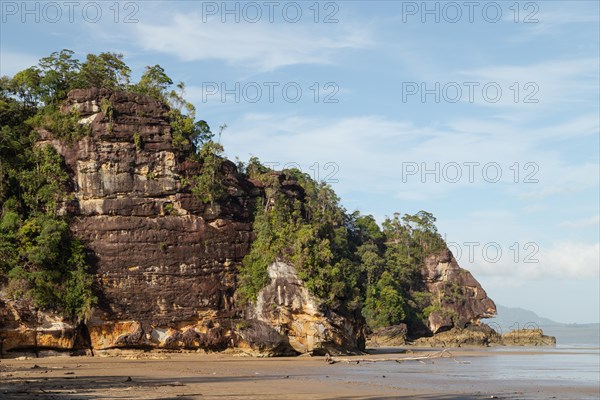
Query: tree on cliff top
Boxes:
[
  {"xmin": 8, "ymin": 50, "xmax": 129, "ymax": 107},
  {"xmin": 4, "ymin": 49, "xmax": 211, "ymax": 150},
  {"xmin": 76, "ymin": 52, "xmax": 131, "ymax": 91}
]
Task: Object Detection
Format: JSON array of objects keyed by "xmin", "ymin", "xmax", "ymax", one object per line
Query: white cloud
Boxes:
[
  {"xmin": 222, "ymin": 112, "xmax": 598, "ymax": 206},
  {"xmin": 222, "ymin": 113, "xmax": 439, "ymax": 195},
  {"xmin": 458, "ymin": 58, "xmax": 599, "ymax": 110},
  {"xmin": 131, "ymin": 13, "xmax": 371, "ymax": 71},
  {"xmin": 542, "ymin": 242, "xmax": 600, "ymax": 278},
  {"xmin": 530, "ymin": 113, "xmax": 599, "ymax": 141},
  {"xmin": 465, "ymin": 241, "xmax": 600, "ymax": 281},
  {"xmin": 462, "ymin": 57, "xmax": 599, "ymax": 108},
  {"xmin": 559, "ymin": 215, "xmax": 600, "ymax": 230}
]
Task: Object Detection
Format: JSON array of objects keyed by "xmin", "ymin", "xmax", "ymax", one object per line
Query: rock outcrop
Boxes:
[
  {"xmin": 412, "ymin": 324, "xmax": 556, "ymax": 347},
  {"xmin": 501, "ymin": 329, "xmax": 556, "ymax": 346},
  {"xmin": 412, "ymin": 323, "xmax": 502, "ymax": 347},
  {"xmin": 47, "ymin": 88, "xmax": 250, "ymax": 352},
  {"xmin": 0, "ymin": 299, "xmax": 90, "ymax": 357},
  {"xmin": 366, "ymin": 324, "xmax": 408, "ymax": 347},
  {"xmin": 249, "ymin": 261, "xmax": 364, "ymax": 355},
  {"xmin": 422, "ymin": 249, "xmax": 496, "ymax": 334},
  {"xmin": 0, "ymin": 88, "xmax": 364, "ymax": 357},
  {"xmin": 0, "ymin": 89, "xmax": 497, "ymax": 357}
]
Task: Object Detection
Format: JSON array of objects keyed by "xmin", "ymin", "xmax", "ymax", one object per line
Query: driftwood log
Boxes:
[{"xmin": 325, "ymin": 349, "xmax": 470, "ymax": 365}]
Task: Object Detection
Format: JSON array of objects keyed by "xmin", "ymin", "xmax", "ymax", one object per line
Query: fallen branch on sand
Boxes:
[{"xmin": 325, "ymin": 349, "xmax": 470, "ymax": 365}]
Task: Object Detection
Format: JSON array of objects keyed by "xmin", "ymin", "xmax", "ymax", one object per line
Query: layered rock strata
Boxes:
[{"xmin": 0, "ymin": 89, "xmax": 497, "ymax": 357}]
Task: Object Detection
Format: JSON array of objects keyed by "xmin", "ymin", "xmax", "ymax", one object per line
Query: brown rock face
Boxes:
[
  {"xmin": 422, "ymin": 249, "xmax": 497, "ymax": 334},
  {"xmin": 0, "ymin": 88, "xmax": 363, "ymax": 356},
  {"xmin": 366, "ymin": 324, "xmax": 408, "ymax": 347},
  {"xmin": 47, "ymin": 88, "xmax": 254, "ymax": 351}
]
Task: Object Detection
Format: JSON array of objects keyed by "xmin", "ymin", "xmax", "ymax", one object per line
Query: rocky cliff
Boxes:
[
  {"xmin": 0, "ymin": 89, "xmax": 494, "ymax": 357},
  {"xmin": 422, "ymin": 249, "xmax": 496, "ymax": 334},
  {"xmin": 249, "ymin": 261, "xmax": 365, "ymax": 355},
  {"xmin": 0, "ymin": 88, "xmax": 365, "ymax": 357}
]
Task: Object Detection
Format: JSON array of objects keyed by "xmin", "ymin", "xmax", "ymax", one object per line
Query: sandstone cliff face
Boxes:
[
  {"xmin": 0, "ymin": 299, "xmax": 89, "ymax": 357},
  {"xmin": 0, "ymin": 89, "xmax": 364, "ymax": 356},
  {"xmin": 0, "ymin": 89, "xmax": 495, "ymax": 357},
  {"xmin": 249, "ymin": 261, "xmax": 364, "ymax": 355},
  {"xmin": 422, "ymin": 249, "xmax": 496, "ymax": 334},
  {"xmin": 48, "ymin": 88, "xmax": 251, "ymax": 352}
]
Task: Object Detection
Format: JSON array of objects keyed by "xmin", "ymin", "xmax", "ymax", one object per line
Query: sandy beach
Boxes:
[{"xmin": 1, "ymin": 348, "xmax": 598, "ymax": 400}]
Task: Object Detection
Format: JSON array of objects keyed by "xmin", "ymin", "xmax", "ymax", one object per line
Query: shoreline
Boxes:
[{"xmin": 1, "ymin": 347, "xmax": 598, "ymax": 399}]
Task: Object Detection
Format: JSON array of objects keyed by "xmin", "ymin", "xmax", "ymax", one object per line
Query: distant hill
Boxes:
[
  {"xmin": 484, "ymin": 304, "xmax": 600, "ymax": 347},
  {"xmin": 489, "ymin": 305, "xmax": 562, "ymax": 330},
  {"xmin": 488, "ymin": 305, "xmax": 600, "ymax": 345}
]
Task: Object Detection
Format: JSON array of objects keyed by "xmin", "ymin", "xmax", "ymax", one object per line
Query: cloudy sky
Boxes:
[{"xmin": 1, "ymin": 1, "xmax": 598, "ymax": 323}]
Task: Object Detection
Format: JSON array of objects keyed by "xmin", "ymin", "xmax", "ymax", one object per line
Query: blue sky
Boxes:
[{"xmin": 1, "ymin": 1, "xmax": 598, "ymax": 323}]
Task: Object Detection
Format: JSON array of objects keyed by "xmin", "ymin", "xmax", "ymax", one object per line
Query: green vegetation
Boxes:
[
  {"xmin": 133, "ymin": 64, "xmax": 213, "ymax": 152},
  {"xmin": 99, "ymin": 97, "xmax": 114, "ymax": 121},
  {"xmin": 133, "ymin": 133, "xmax": 142, "ymax": 151},
  {"xmin": 0, "ymin": 79, "xmax": 96, "ymax": 320},
  {"xmin": 191, "ymin": 125, "xmax": 228, "ymax": 205},
  {"xmin": 237, "ymin": 158, "xmax": 447, "ymax": 329},
  {"xmin": 163, "ymin": 203, "xmax": 178, "ymax": 216}
]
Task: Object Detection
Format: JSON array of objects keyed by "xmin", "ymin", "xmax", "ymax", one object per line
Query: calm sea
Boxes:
[
  {"xmin": 339, "ymin": 345, "xmax": 600, "ymax": 399},
  {"xmin": 342, "ymin": 325, "xmax": 600, "ymax": 399},
  {"xmin": 541, "ymin": 324, "xmax": 600, "ymax": 347}
]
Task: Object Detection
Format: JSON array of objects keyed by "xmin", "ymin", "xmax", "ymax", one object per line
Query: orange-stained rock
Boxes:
[{"xmin": 0, "ymin": 299, "xmax": 86, "ymax": 356}]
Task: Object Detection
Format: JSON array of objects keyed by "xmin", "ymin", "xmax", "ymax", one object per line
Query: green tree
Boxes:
[
  {"xmin": 77, "ymin": 52, "xmax": 131, "ymax": 90},
  {"xmin": 132, "ymin": 64, "xmax": 173, "ymax": 100},
  {"xmin": 18, "ymin": 145, "xmax": 69, "ymax": 215},
  {"xmin": 0, "ymin": 51, "xmax": 100, "ymax": 320},
  {"xmin": 9, "ymin": 67, "xmax": 43, "ymax": 106},
  {"xmin": 192, "ymin": 139, "xmax": 226, "ymax": 204},
  {"xmin": 238, "ymin": 160, "xmax": 362, "ymax": 312},
  {"xmin": 8, "ymin": 215, "xmax": 97, "ymax": 320},
  {"xmin": 37, "ymin": 49, "xmax": 81, "ymax": 104},
  {"xmin": 168, "ymin": 84, "xmax": 212, "ymax": 150},
  {"xmin": 364, "ymin": 271, "xmax": 408, "ymax": 329},
  {"xmin": 7, "ymin": 49, "xmax": 81, "ymax": 106}
]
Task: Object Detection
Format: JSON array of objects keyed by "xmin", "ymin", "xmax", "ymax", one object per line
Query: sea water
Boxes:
[
  {"xmin": 332, "ymin": 347, "xmax": 600, "ymax": 399},
  {"xmin": 328, "ymin": 326, "xmax": 600, "ymax": 399}
]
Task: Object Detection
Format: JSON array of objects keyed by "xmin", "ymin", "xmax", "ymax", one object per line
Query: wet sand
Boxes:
[{"xmin": 1, "ymin": 348, "xmax": 598, "ymax": 399}]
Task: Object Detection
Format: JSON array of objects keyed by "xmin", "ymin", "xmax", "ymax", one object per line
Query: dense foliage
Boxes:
[
  {"xmin": 0, "ymin": 78, "xmax": 95, "ymax": 320},
  {"xmin": 237, "ymin": 159, "xmax": 447, "ymax": 330}
]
